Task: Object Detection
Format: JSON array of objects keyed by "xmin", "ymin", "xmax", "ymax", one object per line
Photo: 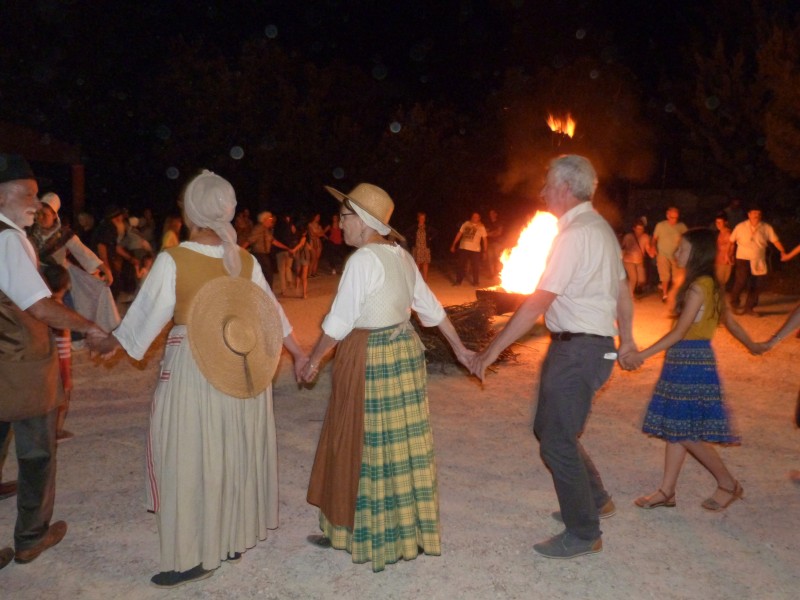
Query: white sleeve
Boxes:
[
  {"xmin": 321, "ymin": 248, "xmax": 382, "ymax": 340},
  {"xmin": 65, "ymin": 234, "xmax": 103, "ymax": 273},
  {"xmin": 407, "ymin": 253, "xmax": 446, "ymax": 326},
  {"xmin": 112, "ymin": 252, "xmax": 177, "ymax": 360},
  {"xmin": 0, "ymin": 230, "xmax": 51, "ymax": 310}
]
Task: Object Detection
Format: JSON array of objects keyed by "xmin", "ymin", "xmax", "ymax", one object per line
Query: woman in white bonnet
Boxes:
[{"xmin": 94, "ymin": 170, "xmax": 306, "ymax": 587}]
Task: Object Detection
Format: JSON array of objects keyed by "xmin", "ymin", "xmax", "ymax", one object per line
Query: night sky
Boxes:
[{"xmin": 2, "ymin": 0, "xmax": 796, "ymax": 222}]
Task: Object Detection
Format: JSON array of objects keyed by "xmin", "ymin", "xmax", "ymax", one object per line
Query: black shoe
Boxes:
[
  {"xmin": 150, "ymin": 565, "xmax": 214, "ymax": 588},
  {"xmin": 227, "ymin": 552, "xmax": 242, "ymax": 563},
  {"xmin": 306, "ymin": 534, "xmax": 332, "ymax": 548}
]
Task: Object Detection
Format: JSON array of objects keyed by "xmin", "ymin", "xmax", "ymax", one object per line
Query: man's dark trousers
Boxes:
[{"xmin": 533, "ymin": 336, "xmax": 615, "ymax": 540}]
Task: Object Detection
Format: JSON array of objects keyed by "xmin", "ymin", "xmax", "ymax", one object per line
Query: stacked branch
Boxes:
[{"xmin": 412, "ymin": 299, "xmax": 517, "ymax": 370}]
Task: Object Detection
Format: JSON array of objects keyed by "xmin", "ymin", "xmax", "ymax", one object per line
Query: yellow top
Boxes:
[
  {"xmin": 167, "ymin": 246, "xmax": 253, "ymax": 324},
  {"xmin": 684, "ymin": 275, "xmax": 721, "ymax": 340}
]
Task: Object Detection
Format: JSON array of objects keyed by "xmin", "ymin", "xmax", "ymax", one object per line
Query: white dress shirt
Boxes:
[{"xmin": 537, "ymin": 202, "xmax": 625, "ymax": 337}]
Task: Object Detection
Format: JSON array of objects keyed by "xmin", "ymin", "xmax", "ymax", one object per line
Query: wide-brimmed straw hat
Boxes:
[
  {"xmin": 187, "ymin": 276, "xmax": 283, "ymax": 399},
  {"xmin": 324, "ymin": 183, "xmax": 405, "ymax": 243}
]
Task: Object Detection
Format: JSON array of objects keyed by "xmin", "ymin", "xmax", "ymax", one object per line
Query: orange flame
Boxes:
[
  {"xmin": 498, "ymin": 211, "xmax": 559, "ymax": 295},
  {"xmin": 546, "ymin": 113, "xmax": 576, "ymax": 138}
]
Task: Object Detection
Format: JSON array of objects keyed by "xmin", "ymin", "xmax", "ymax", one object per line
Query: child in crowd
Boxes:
[
  {"xmin": 42, "ymin": 264, "xmax": 75, "ymax": 442},
  {"xmin": 293, "ymin": 224, "xmax": 312, "ymax": 298},
  {"xmin": 627, "ymin": 229, "xmax": 758, "ymax": 511}
]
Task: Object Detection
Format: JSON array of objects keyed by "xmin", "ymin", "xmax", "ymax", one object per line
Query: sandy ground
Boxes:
[{"xmin": 2, "ymin": 264, "xmax": 799, "ymax": 599}]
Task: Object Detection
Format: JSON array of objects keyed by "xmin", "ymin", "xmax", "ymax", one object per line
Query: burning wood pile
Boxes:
[
  {"xmin": 412, "ymin": 299, "xmax": 516, "ymax": 370},
  {"xmin": 476, "ymin": 210, "xmax": 559, "ymax": 314}
]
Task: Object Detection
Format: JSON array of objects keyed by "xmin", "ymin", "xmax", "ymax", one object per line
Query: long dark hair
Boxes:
[{"xmin": 674, "ymin": 228, "xmax": 722, "ymax": 317}]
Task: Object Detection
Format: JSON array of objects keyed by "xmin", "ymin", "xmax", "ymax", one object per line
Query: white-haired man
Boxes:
[{"xmin": 470, "ymin": 155, "xmax": 636, "ymax": 559}]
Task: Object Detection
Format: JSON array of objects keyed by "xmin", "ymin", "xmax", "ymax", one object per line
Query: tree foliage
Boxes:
[{"xmin": 672, "ymin": 1, "xmax": 800, "ymax": 205}]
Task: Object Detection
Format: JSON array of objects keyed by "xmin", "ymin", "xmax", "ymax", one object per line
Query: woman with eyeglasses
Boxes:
[{"xmin": 301, "ymin": 183, "xmax": 473, "ymax": 572}]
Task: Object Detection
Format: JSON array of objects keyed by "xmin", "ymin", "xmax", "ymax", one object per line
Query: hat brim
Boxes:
[
  {"xmin": 187, "ymin": 276, "xmax": 283, "ymax": 399},
  {"xmin": 324, "ymin": 185, "xmax": 406, "ymax": 244}
]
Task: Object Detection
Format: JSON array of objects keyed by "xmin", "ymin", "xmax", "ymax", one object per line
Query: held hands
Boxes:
[
  {"xmin": 86, "ymin": 326, "xmax": 119, "ymax": 359},
  {"xmin": 300, "ymin": 358, "xmax": 320, "ymax": 383},
  {"xmin": 468, "ymin": 349, "xmax": 497, "ymax": 383},
  {"xmin": 617, "ymin": 341, "xmax": 642, "ymax": 371},
  {"xmin": 453, "ymin": 347, "xmax": 476, "ymax": 372},
  {"xmin": 293, "ymin": 354, "xmax": 310, "ymax": 383}
]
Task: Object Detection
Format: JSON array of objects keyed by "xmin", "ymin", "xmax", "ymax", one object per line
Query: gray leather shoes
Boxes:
[{"xmin": 533, "ymin": 530, "xmax": 602, "ymax": 559}]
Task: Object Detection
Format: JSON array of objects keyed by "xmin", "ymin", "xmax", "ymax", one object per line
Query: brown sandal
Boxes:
[
  {"xmin": 701, "ymin": 481, "xmax": 744, "ymax": 512},
  {"xmin": 634, "ymin": 488, "xmax": 676, "ymax": 509}
]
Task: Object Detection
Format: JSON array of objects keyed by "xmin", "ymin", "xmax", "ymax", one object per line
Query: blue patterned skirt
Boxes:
[{"xmin": 642, "ymin": 339, "xmax": 740, "ymax": 444}]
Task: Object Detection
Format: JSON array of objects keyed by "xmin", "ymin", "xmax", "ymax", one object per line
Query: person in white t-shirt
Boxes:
[
  {"xmin": 450, "ymin": 212, "xmax": 488, "ymax": 286},
  {"xmin": 728, "ymin": 207, "xmax": 787, "ymax": 316}
]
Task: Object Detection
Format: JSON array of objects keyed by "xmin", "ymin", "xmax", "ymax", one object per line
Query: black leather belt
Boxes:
[{"xmin": 550, "ymin": 332, "xmax": 612, "ymax": 341}]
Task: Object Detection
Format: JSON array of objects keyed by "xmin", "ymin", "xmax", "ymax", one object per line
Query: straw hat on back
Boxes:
[{"xmin": 186, "ymin": 273, "xmax": 283, "ymax": 399}]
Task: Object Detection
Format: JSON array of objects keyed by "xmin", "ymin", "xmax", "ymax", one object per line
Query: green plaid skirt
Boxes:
[{"xmin": 319, "ymin": 326, "xmax": 441, "ymax": 572}]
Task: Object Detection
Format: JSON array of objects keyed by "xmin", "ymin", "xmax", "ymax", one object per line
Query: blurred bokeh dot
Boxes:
[
  {"xmin": 705, "ymin": 96, "xmax": 720, "ymax": 110},
  {"xmin": 230, "ymin": 146, "xmax": 244, "ymax": 160},
  {"xmin": 264, "ymin": 24, "xmax": 278, "ymax": 39},
  {"xmin": 665, "ymin": 103, "xmax": 676, "ymax": 113},
  {"xmin": 166, "ymin": 167, "xmax": 180, "ymax": 180},
  {"xmin": 156, "ymin": 125, "xmax": 171, "ymax": 140},
  {"xmin": 372, "ymin": 65, "xmax": 388, "ymax": 80},
  {"xmin": 576, "ymin": 29, "xmax": 586, "ymax": 40},
  {"xmin": 332, "ymin": 167, "xmax": 345, "ymax": 179},
  {"xmin": 590, "ymin": 69, "xmax": 600, "ymax": 79},
  {"xmin": 389, "ymin": 121, "xmax": 402, "ymax": 133}
]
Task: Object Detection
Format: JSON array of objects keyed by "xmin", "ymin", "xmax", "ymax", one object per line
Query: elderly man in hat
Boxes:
[
  {"xmin": 0, "ymin": 154, "xmax": 107, "ymax": 568},
  {"xmin": 470, "ymin": 155, "xmax": 636, "ymax": 559}
]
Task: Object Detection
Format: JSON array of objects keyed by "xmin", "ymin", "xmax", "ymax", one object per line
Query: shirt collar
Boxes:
[
  {"xmin": 0, "ymin": 212, "xmax": 25, "ymax": 233},
  {"xmin": 556, "ymin": 201, "xmax": 593, "ymax": 230}
]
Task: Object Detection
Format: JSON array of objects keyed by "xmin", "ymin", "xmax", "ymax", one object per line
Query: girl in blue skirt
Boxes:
[{"xmin": 628, "ymin": 228, "xmax": 758, "ymax": 512}]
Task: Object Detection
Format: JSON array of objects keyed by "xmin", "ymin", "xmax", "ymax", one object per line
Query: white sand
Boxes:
[{"xmin": 2, "ymin": 266, "xmax": 798, "ymax": 599}]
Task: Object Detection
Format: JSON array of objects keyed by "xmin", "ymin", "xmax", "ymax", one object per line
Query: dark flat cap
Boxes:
[{"xmin": 0, "ymin": 154, "xmax": 36, "ymax": 184}]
